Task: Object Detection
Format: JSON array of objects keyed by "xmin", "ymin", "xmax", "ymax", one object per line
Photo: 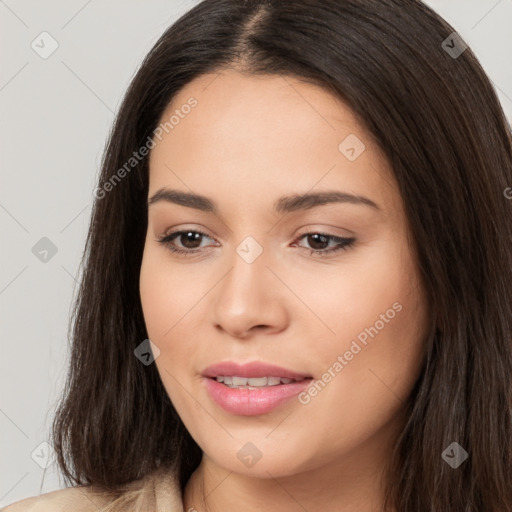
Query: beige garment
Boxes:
[{"xmin": 1, "ymin": 466, "xmax": 184, "ymax": 512}]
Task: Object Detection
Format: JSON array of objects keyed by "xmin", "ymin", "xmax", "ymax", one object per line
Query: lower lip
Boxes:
[{"xmin": 204, "ymin": 377, "xmax": 312, "ymax": 416}]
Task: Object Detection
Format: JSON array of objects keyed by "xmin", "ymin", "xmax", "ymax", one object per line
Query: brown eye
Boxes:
[
  {"xmin": 157, "ymin": 230, "xmax": 215, "ymax": 255},
  {"xmin": 173, "ymin": 231, "xmax": 204, "ymax": 249},
  {"xmin": 294, "ymin": 232, "xmax": 356, "ymax": 257}
]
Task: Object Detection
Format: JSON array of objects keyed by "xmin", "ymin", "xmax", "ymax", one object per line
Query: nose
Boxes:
[{"xmin": 211, "ymin": 242, "xmax": 289, "ymax": 339}]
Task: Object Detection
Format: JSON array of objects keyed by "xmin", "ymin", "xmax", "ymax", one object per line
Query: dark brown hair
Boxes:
[{"xmin": 51, "ymin": 0, "xmax": 512, "ymax": 510}]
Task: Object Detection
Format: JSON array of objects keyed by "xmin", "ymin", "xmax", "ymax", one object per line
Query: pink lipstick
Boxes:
[{"xmin": 202, "ymin": 361, "xmax": 313, "ymax": 416}]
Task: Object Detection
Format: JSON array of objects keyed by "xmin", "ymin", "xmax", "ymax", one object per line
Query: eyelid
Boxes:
[
  {"xmin": 159, "ymin": 224, "xmax": 216, "ymax": 240},
  {"xmin": 294, "ymin": 224, "xmax": 355, "ymax": 238}
]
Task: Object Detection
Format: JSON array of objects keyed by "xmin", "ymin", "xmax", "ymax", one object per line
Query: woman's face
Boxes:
[{"xmin": 140, "ymin": 69, "xmax": 429, "ymax": 478}]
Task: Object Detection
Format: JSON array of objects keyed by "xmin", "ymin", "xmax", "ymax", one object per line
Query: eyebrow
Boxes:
[{"xmin": 147, "ymin": 188, "xmax": 382, "ymax": 214}]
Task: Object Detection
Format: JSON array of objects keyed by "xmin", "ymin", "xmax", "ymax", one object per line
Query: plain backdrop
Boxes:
[{"xmin": 1, "ymin": 0, "xmax": 511, "ymax": 507}]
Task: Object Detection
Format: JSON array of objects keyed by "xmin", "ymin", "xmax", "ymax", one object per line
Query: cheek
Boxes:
[
  {"xmin": 139, "ymin": 252, "xmax": 171, "ymax": 339},
  {"xmin": 298, "ymin": 235, "xmax": 424, "ymax": 345},
  {"xmin": 304, "ymin": 236, "xmax": 427, "ymax": 406},
  {"xmin": 317, "ymin": 248, "xmax": 426, "ymax": 415},
  {"xmin": 139, "ymin": 244, "xmax": 223, "ymax": 403},
  {"xmin": 139, "ymin": 245, "xmax": 204, "ymax": 342},
  {"xmin": 139, "ymin": 249, "xmax": 200, "ymax": 404}
]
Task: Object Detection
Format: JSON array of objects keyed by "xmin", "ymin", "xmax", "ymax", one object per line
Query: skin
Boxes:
[{"xmin": 139, "ymin": 69, "xmax": 429, "ymax": 512}]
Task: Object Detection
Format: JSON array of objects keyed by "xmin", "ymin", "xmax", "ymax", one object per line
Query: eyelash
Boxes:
[{"xmin": 156, "ymin": 230, "xmax": 356, "ymax": 258}]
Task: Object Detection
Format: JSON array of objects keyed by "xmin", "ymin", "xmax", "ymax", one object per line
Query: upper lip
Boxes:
[{"xmin": 202, "ymin": 361, "xmax": 313, "ymax": 380}]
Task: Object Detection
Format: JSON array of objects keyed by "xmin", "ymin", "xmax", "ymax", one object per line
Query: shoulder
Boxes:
[
  {"xmin": 1, "ymin": 466, "xmax": 183, "ymax": 512},
  {"xmin": 1, "ymin": 485, "xmax": 114, "ymax": 512}
]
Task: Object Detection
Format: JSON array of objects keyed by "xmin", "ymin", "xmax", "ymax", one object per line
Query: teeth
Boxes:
[
  {"xmin": 232, "ymin": 376, "xmax": 248, "ymax": 386},
  {"xmin": 247, "ymin": 377, "xmax": 268, "ymax": 386},
  {"xmin": 214, "ymin": 375, "xmax": 303, "ymax": 388}
]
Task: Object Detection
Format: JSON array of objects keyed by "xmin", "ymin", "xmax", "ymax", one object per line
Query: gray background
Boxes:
[{"xmin": 1, "ymin": 0, "xmax": 511, "ymax": 507}]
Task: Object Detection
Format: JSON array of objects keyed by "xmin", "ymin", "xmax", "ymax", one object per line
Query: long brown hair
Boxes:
[{"xmin": 51, "ymin": 1, "xmax": 512, "ymax": 510}]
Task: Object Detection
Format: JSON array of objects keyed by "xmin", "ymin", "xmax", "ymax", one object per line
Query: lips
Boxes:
[
  {"xmin": 202, "ymin": 361, "xmax": 313, "ymax": 380},
  {"xmin": 201, "ymin": 361, "xmax": 313, "ymax": 415}
]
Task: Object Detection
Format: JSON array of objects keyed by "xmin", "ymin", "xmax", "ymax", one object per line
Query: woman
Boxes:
[{"xmin": 5, "ymin": 0, "xmax": 512, "ymax": 511}]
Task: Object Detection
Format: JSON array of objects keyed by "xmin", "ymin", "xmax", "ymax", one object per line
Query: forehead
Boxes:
[{"xmin": 148, "ymin": 69, "xmax": 400, "ymax": 218}]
